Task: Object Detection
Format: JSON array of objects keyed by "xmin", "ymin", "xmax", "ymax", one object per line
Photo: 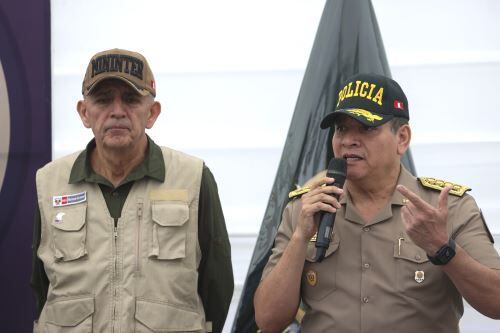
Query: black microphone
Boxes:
[{"xmin": 314, "ymin": 158, "xmax": 347, "ymax": 262}]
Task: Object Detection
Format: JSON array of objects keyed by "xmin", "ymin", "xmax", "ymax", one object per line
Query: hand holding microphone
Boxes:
[
  {"xmin": 314, "ymin": 158, "xmax": 347, "ymax": 262},
  {"xmin": 296, "ymin": 158, "xmax": 346, "ymax": 261}
]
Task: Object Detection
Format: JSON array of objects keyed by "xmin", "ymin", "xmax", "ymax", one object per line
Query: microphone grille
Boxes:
[{"xmin": 327, "ymin": 158, "xmax": 347, "ymax": 186}]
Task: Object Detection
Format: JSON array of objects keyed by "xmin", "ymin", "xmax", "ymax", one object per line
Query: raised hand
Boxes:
[{"xmin": 396, "ymin": 184, "xmax": 451, "ymax": 255}]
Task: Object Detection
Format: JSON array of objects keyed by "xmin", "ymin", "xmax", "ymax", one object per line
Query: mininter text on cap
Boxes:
[
  {"xmin": 82, "ymin": 48, "xmax": 156, "ymax": 97},
  {"xmin": 320, "ymin": 73, "xmax": 409, "ymax": 129}
]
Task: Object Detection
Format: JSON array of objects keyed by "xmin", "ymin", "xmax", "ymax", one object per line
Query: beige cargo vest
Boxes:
[{"xmin": 35, "ymin": 147, "xmax": 209, "ymax": 333}]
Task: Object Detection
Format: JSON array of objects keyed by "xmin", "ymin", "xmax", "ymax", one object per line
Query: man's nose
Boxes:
[
  {"xmin": 110, "ymin": 97, "xmax": 126, "ymax": 117},
  {"xmin": 341, "ymin": 129, "xmax": 360, "ymax": 147}
]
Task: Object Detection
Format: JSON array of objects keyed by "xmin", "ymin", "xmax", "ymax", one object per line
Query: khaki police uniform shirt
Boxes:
[{"xmin": 262, "ymin": 166, "xmax": 500, "ymax": 333}]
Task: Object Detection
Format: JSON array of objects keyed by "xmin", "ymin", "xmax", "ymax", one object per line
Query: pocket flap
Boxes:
[
  {"xmin": 45, "ymin": 296, "xmax": 94, "ymax": 326},
  {"xmin": 393, "ymin": 240, "xmax": 429, "ymax": 263},
  {"xmin": 152, "ymin": 201, "xmax": 189, "ymax": 227},
  {"xmin": 305, "ymin": 232, "xmax": 340, "ymax": 262},
  {"xmin": 135, "ymin": 299, "xmax": 202, "ymax": 331},
  {"xmin": 51, "ymin": 205, "xmax": 87, "ymax": 231}
]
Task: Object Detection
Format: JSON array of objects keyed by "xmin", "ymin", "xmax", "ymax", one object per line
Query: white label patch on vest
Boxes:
[{"xmin": 53, "ymin": 192, "xmax": 87, "ymax": 207}]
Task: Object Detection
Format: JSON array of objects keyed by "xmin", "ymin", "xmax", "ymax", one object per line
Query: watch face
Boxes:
[
  {"xmin": 437, "ymin": 243, "xmax": 456, "ymax": 265},
  {"xmin": 428, "ymin": 240, "xmax": 456, "ymax": 265},
  {"xmin": 443, "ymin": 248, "xmax": 453, "ymax": 259}
]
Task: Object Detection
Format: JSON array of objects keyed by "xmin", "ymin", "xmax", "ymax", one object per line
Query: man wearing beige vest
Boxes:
[
  {"xmin": 31, "ymin": 49, "xmax": 233, "ymax": 333},
  {"xmin": 254, "ymin": 73, "xmax": 500, "ymax": 332}
]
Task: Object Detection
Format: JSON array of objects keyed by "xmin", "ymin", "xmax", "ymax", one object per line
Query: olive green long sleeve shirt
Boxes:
[{"xmin": 31, "ymin": 137, "xmax": 233, "ymax": 332}]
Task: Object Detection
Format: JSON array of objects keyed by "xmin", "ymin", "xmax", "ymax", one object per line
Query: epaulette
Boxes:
[
  {"xmin": 418, "ymin": 177, "xmax": 471, "ymax": 197},
  {"xmin": 288, "ymin": 187, "xmax": 311, "ymax": 199}
]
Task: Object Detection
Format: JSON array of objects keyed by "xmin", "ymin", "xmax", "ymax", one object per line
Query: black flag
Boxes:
[{"xmin": 232, "ymin": 0, "xmax": 415, "ymax": 331}]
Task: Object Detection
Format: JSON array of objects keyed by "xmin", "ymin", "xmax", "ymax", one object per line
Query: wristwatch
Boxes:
[{"xmin": 427, "ymin": 238, "xmax": 456, "ymax": 265}]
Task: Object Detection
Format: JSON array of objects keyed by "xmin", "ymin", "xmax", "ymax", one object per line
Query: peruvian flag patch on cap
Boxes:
[{"xmin": 394, "ymin": 100, "xmax": 404, "ymax": 110}]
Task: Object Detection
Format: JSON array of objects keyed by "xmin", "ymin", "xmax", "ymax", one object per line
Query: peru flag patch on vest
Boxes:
[{"xmin": 53, "ymin": 192, "xmax": 87, "ymax": 207}]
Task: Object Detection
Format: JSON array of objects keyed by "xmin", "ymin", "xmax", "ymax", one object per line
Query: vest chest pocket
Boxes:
[
  {"xmin": 50, "ymin": 205, "xmax": 88, "ymax": 262},
  {"xmin": 149, "ymin": 201, "xmax": 189, "ymax": 260}
]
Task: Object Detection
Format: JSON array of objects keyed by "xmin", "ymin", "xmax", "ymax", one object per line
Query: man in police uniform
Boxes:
[
  {"xmin": 254, "ymin": 73, "xmax": 500, "ymax": 332},
  {"xmin": 31, "ymin": 49, "xmax": 233, "ymax": 332}
]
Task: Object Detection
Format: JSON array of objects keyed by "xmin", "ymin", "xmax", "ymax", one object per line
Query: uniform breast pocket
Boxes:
[
  {"xmin": 51, "ymin": 205, "xmax": 88, "ymax": 261},
  {"xmin": 301, "ymin": 234, "xmax": 340, "ymax": 301},
  {"xmin": 394, "ymin": 240, "xmax": 446, "ymax": 300},
  {"xmin": 149, "ymin": 201, "xmax": 189, "ymax": 260}
]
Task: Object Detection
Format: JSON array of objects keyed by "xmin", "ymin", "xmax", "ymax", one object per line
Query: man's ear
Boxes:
[
  {"xmin": 146, "ymin": 101, "xmax": 161, "ymax": 129},
  {"xmin": 397, "ymin": 124, "xmax": 411, "ymax": 155},
  {"xmin": 77, "ymin": 100, "xmax": 91, "ymax": 129}
]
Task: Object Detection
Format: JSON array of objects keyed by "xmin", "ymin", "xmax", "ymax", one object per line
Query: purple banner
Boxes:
[{"xmin": 0, "ymin": 0, "xmax": 51, "ymax": 331}]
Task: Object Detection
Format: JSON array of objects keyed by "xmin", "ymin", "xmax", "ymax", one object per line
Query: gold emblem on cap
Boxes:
[
  {"xmin": 306, "ymin": 270, "xmax": 317, "ymax": 286},
  {"xmin": 414, "ymin": 270, "xmax": 425, "ymax": 283},
  {"xmin": 309, "ymin": 232, "xmax": 317, "ymax": 242},
  {"xmin": 346, "ymin": 108, "xmax": 383, "ymax": 123}
]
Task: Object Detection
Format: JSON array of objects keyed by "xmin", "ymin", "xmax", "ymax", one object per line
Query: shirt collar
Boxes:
[
  {"xmin": 391, "ymin": 165, "xmax": 418, "ymax": 206},
  {"xmin": 68, "ymin": 135, "xmax": 165, "ymax": 186},
  {"xmin": 339, "ymin": 164, "xmax": 417, "ymax": 225},
  {"xmin": 338, "ymin": 164, "xmax": 416, "ymax": 205}
]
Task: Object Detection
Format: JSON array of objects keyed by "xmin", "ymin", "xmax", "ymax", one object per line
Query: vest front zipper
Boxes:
[
  {"xmin": 112, "ymin": 225, "xmax": 118, "ymax": 332},
  {"xmin": 136, "ymin": 199, "xmax": 143, "ymax": 274}
]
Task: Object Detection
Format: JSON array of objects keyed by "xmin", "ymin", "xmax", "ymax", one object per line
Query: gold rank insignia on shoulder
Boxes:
[
  {"xmin": 288, "ymin": 187, "xmax": 311, "ymax": 199},
  {"xmin": 418, "ymin": 177, "xmax": 471, "ymax": 197}
]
